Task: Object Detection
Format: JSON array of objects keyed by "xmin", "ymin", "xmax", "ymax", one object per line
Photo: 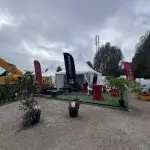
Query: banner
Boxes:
[
  {"xmin": 63, "ymin": 53, "xmax": 76, "ymax": 86},
  {"xmin": 123, "ymin": 61, "xmax": 134, "ymax": 80},
  {"xmin": 34, "ymin": 60, "xmax": 42, "ymax": 84}
]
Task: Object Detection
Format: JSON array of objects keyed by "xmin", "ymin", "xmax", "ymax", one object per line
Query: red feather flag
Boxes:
[
  {"xmin": 34, "ymin": 60, "xmax": 42, "ymax": 84},
  {"xmin": 123, "ymin": 61, "xmax": 134, "ymax": 80}
]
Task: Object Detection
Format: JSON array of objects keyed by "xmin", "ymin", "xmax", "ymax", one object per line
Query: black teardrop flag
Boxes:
[{"xmin": 63, "ymin": 53, "xmax": 76, "ymax": 86}]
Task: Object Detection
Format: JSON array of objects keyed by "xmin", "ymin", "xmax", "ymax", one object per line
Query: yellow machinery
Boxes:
[
  {"xmin": 0, "ymin": 58, "xmax": 23, "ymax": 84},
  {"xmin": 42, "ymin": 76, "xmax": 52, "ymax": 86},
  {"xmin": 34, "ymin": 76, "xmax": 52, "ymax": 94},
  {"xmin": 0, "ymin": 57, "xmax": 53, "ymax": 96}
]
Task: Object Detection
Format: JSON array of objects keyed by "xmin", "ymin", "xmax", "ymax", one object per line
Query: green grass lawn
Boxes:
[{"xmin": 55, "ymin": 92, "xmax": 128, "ymax": 108}]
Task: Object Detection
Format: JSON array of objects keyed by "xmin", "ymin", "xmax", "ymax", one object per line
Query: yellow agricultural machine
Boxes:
[
  {"xmin": 0, "ymin": 57, "xmax": 53, "ymax": 101},
  {"xmin": 0, "ymin": 58, "xmax": 23, "ymax": 85},
  {"xmin": 35, "ymin": 76, "xmax": 53, "ymax": 94},
  {"xmin": 42, "ymin": 76, "xmax": 52, "ymax": 86},
  {"xmin": 0, "ymin": 57, "xmax": 24, "ymax": 101}
]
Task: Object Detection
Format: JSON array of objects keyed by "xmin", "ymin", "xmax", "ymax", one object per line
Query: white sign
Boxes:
[{"xmin": 97, "ymin": 75, "xmax": 103, "ymax": 85}]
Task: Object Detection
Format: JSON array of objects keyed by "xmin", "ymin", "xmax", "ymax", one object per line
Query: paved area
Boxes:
[{"xmin": 0, "ymin": 95, "xmax": 150, "ymax": 150}]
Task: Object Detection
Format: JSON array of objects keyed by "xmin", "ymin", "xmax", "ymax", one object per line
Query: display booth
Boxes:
[{"xmin": 55, "ymin": 54, "xmax": 103, "ymax": 93}]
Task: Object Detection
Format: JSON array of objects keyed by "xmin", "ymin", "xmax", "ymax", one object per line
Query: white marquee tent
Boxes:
[{"xmin": 55, "ymin": 54, "xmax": 102, "ymax": 89}]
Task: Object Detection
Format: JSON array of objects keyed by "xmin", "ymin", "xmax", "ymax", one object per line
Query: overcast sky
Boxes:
[{"xmin": 0, "ymin": 0, "xmax": 150, "ymax": 75}]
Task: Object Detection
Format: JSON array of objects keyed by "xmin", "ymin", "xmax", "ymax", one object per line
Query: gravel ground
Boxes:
[{"xmin": 0, "ymin": 94, "xmax": 150, "ymax": 150}]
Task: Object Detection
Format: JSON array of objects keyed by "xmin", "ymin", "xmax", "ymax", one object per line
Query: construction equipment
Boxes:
[
  {"xmin": 0, "ymin": 57, "xmax": 24, "ymax": 101},
  {"xmin": 42, "ymin": 76, "xmax": 52, "ymax": 86},
  {"xmin": 34, "ymin": 76, "xmax": 52, "ymax": 94},
  {"xmin": 0, "ymin": 58, "xmax": 23, "ymax": 85}
]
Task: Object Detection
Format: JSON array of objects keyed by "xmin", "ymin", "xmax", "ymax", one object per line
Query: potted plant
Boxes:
[
  {"xmin": 19, "ymin": 94, "xmax": 41, "ymax": 126},
  {"xmin": 19, "ymin": 72, "xmax": 41, "ymax": 127},
  {"xmin": 107, "ymin": 77, "xmax": 130, "ymax": 108},
  {"xmin": 68, "ymin": 99, "xmax": 80, "ymax": 118}
]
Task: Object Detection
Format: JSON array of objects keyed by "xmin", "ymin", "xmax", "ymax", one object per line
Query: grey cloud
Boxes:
[
  {"xmin": 0, "ymin": 0, "xmax": 150, "ymax": 74},
  {"xmin": 1, "ymin": 0, "xmax": 125, "ymax": 39}
]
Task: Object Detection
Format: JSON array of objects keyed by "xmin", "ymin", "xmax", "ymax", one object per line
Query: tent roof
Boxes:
[
  {"xmin": 56, "ymin": 70, "xmax": 101, "ymax": 75},
  {"xmin": 56, "ymin": 54, "xmax": 101, "ymax": 75}
]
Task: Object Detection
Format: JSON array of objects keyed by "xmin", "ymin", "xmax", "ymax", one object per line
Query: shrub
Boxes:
[{"xmin": 19, "ymin": 94, "xmax": 41, "ymax": 127}]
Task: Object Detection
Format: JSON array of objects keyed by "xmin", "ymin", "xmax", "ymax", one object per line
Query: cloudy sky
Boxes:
[{"xmin": 0, "ymin": 0, "xmax": 150, "ymax": 75}]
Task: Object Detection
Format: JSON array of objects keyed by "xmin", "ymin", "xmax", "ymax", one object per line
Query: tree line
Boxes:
[
  {"xmin": 56, "ymin": 31, "xmax": 150, "ymax": 79},
  {"xmin": 87, "ymin": 31, "xmax": 150, "ymax": 79}
]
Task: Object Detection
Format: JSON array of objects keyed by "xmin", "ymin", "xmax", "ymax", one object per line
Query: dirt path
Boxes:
[{"xmin": 0, "ymin": 96, "xmax": 150, "ymax": 150}]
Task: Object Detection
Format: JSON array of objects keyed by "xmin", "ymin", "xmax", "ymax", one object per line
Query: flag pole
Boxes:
[{"xmin": 75, "ymin": 82, "xmax": 78, "ymax": 100}]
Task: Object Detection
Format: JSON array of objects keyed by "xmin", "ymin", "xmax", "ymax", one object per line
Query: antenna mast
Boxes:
[{"xmin": 95, "ymin": 34, "xmax": 100, "ymax": 52}]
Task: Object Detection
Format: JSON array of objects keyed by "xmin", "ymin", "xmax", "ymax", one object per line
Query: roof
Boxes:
[
  {"xmin": 56, "ymin": 54, "xmax": 101, "ymax": 75},
  {"xmin": 56, "ymin": 70, "xmax": 101, "ymax": 75}
]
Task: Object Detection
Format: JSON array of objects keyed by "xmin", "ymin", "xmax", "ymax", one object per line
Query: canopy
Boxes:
[
  {"xmin": 56, "ymin": 54, "xmax": 101, "ymax": 75},
  {"xmin": 55, "ymin": 54, "xmax": 103, "ymax": 89}
]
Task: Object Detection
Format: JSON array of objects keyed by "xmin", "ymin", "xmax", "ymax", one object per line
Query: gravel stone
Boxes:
[{"xmin": 0, "ymin": 94, "xmax": 150, "ymax": 150}]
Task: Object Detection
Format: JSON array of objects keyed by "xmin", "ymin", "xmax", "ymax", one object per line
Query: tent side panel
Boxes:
[{"xmin": 55, "ymin": 74, "xmax": 65, "ymax": 89}]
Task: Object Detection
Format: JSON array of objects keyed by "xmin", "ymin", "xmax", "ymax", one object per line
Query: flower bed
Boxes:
[{"xmin": 138, "ymin": 92, "xmax": 150, "ymax": 101}]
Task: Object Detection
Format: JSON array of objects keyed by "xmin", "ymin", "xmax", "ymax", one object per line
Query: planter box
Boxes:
[
  {"xmin": 138, "ymin": 93, "xmax": 150, "ymax": 101},
  {"xmin": 68, "ymin": 100, "xmax": 80, "ymax": 118},
  {"xmin": 23, "ymin": 108, "xmax": 41, "ymax": 126},
  {"xmin": 68, "ymin": 107, "xmax": 78, "ymax": 117},
  {"xmin": 119, "ymin": 99, "xmax": 125, "ymax": 107},
  {"xmin": 31, "ymin": 110, "xmax": 41, "ymax": 124}
]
